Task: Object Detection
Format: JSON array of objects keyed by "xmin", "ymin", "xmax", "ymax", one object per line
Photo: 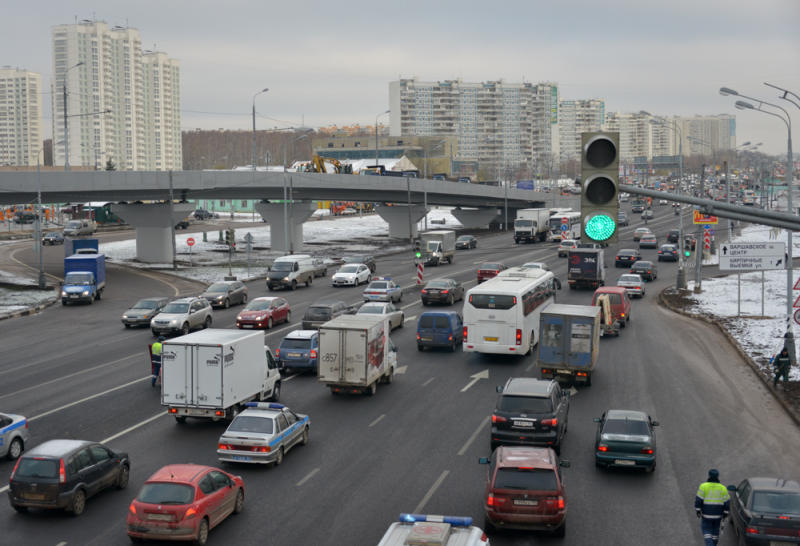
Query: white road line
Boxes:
[
  {"xmin": 525, "ymin": 363, "xmax": 536, "ymax": 372},
  {"xmin": 369, "ymin": 414, "xmax": 385, "ymax": 427},
  {"xmin": 55, "ymin": 542, "xmax": 67, "ymax": 546},
  {"xmin": 0, "ymin": 485, "xmax": 7, "ymax": 494},
  {"xmin": 412, "ymin": 470, "xmax": 449, "ymax": 514},
  {"xmin": 404, "ymin": 315, "xmax": 416, "ymax": 323},
  {"xmin": 102, "ymin": 411, "xmax": 165, "ymax": 443},
  {"xmin": 296, "ymin": 467, "xmax": 320, "ymax": 487},
  {"xmin": 0, "ymin": 354, "xmax": 140, "ymax": 400},
  {"xmin": 29, "ymin": 376, "xmax": 150, "ymax": 422},
  {"xmin": 422, "ymin": 377, "xmax": 435, "ymax": 387},
  {"xmin": 457, "ymin": 416, "xmax": 490, "ymax": 456},
  {"xmin": 281, "ymin": 373, "xmax": 299, "ymax": 382}
]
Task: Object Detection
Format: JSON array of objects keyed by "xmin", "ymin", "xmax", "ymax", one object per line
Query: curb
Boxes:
[
  {"xmin": 657, "ymin": 288, "xmax": 800, "ymax": 429},
  {"xmin": 0, "ymin": 290, "xmax": 60, "ymax": 322}
]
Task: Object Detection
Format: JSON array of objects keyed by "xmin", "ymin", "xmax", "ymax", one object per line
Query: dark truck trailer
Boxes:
[{"xmin": 567, "ymin": 249, "xmax": 605, "ymax": 290}]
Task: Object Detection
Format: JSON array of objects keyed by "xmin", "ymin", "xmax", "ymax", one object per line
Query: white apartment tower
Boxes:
[
  {"xmin": 51, "ymin": 20, "xmax": 181, "ymax": 170},
  {"xmin": 389, "ymin": 79, "xmax": 559, "ymax": 176},
  {"xmin": 0, "ymin": 68, "xmax": 42, "ymax": 166},
  {"xmin": 558, "ymin": 99, "xmax": 605, "ymax": 163}
]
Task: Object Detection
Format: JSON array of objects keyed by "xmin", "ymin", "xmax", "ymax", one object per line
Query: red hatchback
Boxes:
[
  {"xmin": 126, "ymin": 464, "xmax": 244, "ymax": 545},
  {"xmin": 480, "ymin": 446, "xmax": 569, "ymax": 536},
  {"xmin": 477, "ymin": 262, "xmax": 507, "ymax": 283},
  {"xmin": 236, "ymin": 297, "xmax": 290, "ymax": 329}
]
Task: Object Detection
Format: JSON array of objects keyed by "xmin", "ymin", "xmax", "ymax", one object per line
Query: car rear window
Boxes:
[
  {"xmin": 494, "ymin": 468, "xmax": 558, "ymax": 491},
  {"xmin": 305, "ymin": 306, "xmax": 332, "ymax": 320},
  {"xmin": 368, "ymin": 282, "xmax": 387, "ymax": 289},
  {"xmin": 227, "ymin": 415, "xmax": 274, "ymax": 434},
  {"xmin": 497, "ymin": 395, "xmax": 553, "ymax": 413},
  {"xmin": 602, "ymin": 419, "xmax": 649, "ymax": 436},
  {"xmin": 137, "ymin": 483, "xmax": 195, "ymax": 505},
  {"xmin": 469, "ymin": 294, "xmax": 516, "ymax": 310},
  {"xmin": 15, "ymin": 458, "xmax": 58, "ymax": 478},
  {"xmin": 280, "ymin": 339, "xmax": 311, "ymax": 350},
  {"xmin": 751, "ymin": 491, "xmax": 800, "ymax": 515},
  {"xmin": 419, "ymin": 315, "xmax": 448, "ymax": 329}
]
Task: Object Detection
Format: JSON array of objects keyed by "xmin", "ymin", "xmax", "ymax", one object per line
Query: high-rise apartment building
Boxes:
[
  {"xmin": 389, "ymin": 79, "xmax": 559, "ymax": 177},
  {"xmin": 558, "ymin": 99, "xmax": 605, "ymax": 163},
  {"xmin": 51, "ymin": 20, "xmax": 181, "ymax": 170},
  {"xmin": 677, "ymin": 114, "xmax": 736, "ymax": 156},
  {"xmin": 0, "ymin": 68, "xmax": 42, "ymax": 166}
]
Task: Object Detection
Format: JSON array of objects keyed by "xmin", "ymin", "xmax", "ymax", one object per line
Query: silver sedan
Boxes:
[
  {"xmin": 617, "ymin": 274, "xmax": 646, "ymax": 298},
  {"xmin": 217, "ymin": 403, "xmax": 310, "ymax": 465},
  {"xmin": 0, "ymin": 412, "xmax": 29, "ymax": 460},
  {"xmin": 356, "ymin": 302, "xmax": 405, "ymax": 330}
]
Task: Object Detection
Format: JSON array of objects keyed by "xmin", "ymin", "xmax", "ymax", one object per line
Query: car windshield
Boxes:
[
  {"xmin": 66, "ymin": 221, "xmax": 81, "ymax": 228},
  {"xmin": 619, "ymin": 275, "xmax": 641, "ymax": 283},
  {"xmin": 281, "ymin": 338, "xmax": 311, "ymax": 350},
  {"xmin": 15, "ymin": 458, "xmax": 58, "ymax": 478},
  {"xmin": 137, "ymin": 483, "xmax": 195, "ymax": 505},
  {"xmin": 457, "ymin": 236, "xmax": 472, "ymax": 242},
  {"xmin": 206, "ymin": 283, "xmax": 229, "ymax": 292},
  {"xmin": 494, "ymin": 468, "xmax": 558, "ymax": 491},
  {"xmin": 480, "ymin": 263, "xmax": 502, "ymax": 271},
  {"xmin": 523, "ymin": 263, "xmax": 544, "ymax": 269},
  {"xmin": 132, "ymin": 300, "xmax": 160, "ymax": 310},
  {"xmin": 339, "ymin": 265, "xmax": 359, "ymax": 273},
  {"xmin": 602, "ymin": 419, "xmax": 650, "ymax": 436},
  {"xmin": 272, "ymin": 262, "xmax": 293, "ymax": 272},
  {"xmin": 45, "ymin": 232, "xmax": 60, "ymax": 237},
  {"xmin": 426, "ymin": 280, "xmax": 449, "ymax": 289},
  {"xmin": 497, "ymin": 395, "xmax": 552, "ymax": 413},
  {"xmin": 162, "ymin": 303, "xmax": 190, "ymax": 314},
  {"xmin": 368, "ymin": 282, "xmax": 387, "ymax": 289},
  {"xmin": 245, "ymin": 300, "xmax": 273, "ymax": 311},
  {"xmin": 227, "ymin": 415, "xmax": 274, "ymax": 434},
  {"xmin": 65, "ymin": 273, "xmax": 93, "ymax": 284},
  {"xmin": 358, "ymin": 306, "xmax": 384, "ymax": 314},
  {"xmin": 751, "ymin": 491, "xmax": 800, "ymax": 515}
]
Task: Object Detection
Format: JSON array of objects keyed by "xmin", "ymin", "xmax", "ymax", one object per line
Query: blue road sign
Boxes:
[
  {"xmin": 703, "ymin": 224, "xmax": 711, "ymax": 230},
  {"xmin": 560, "ymin": 224, "xmax": 569, "ymax": 231}
]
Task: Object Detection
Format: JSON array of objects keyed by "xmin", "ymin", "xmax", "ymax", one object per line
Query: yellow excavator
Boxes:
[{"xmin": 296, "ymin": 155, "xmax": 353, "ymax": 174}]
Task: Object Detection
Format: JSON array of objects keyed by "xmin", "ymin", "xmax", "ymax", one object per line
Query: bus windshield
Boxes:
[{"xmin": 469, "ymin": 294, "xmax": 516, "ymax": 310}]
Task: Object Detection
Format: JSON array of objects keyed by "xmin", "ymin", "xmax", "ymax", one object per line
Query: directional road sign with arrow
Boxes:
[{"xmin": 719, "ymin": 241, "xmax": 786, "ymax": 271}]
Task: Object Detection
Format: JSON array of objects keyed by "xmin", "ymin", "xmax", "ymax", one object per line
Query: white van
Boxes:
[
  {"xmin": 63, "ymin": 219, "xmax": 97, "ymax": 237},
  {"xmin": 266, "ymin": 255, "xmax": 316, "ymax": 291}
]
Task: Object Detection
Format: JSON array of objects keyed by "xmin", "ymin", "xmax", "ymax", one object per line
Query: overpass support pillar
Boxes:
[
  {"xmin": 255, "ymin": 201, "xmax": 316, "ymax": 253},
  {"xmin": 111, "ymin": 203, "xmax": 195, "ymax": 263},
  {"xmin": 375, "ymin": 204, "xmax": 429, "ymax": 239},
  {"xmin": 451, "ymin": 207, "xmax": 502, "ymax": 229}
]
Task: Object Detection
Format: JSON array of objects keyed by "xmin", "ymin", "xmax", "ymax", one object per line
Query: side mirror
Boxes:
[
  {"xmin": 478, "ymin": 457, "xmax": 489, "ymax": 465},
  {"xmin": 593, "ymin": 417, "xmax": 601, "ymax": 423},
  {"xmin": 651, "ymin": 420, "xmax": 660, "ymax": 427},
  {"xmin": 559, "ymin": 460, "xmax": 571, "ymax": 468},
  {"xmin": 495, "ymin": 386, "xmax": 503, "ymax": 393},
  {"xmin": 727, "ymin": 485, "xmax": 737, "ymax": 492}
]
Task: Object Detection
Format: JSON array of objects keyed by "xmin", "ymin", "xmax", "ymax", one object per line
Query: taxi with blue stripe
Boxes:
[
  {"xmin": 217, "ymin": 403, "xmax": 309, "ymax": 465},
  {"xmin": 0, "ymin": 412, "xmax": 29, "ymax": 460}
]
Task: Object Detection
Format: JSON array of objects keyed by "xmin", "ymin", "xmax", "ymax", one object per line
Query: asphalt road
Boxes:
[{"xmin": 2, "ymin": 203, "xmax": 798, "ymax": 546}]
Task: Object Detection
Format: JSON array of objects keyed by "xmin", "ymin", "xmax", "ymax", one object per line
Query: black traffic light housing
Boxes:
[{"xmin": 580, "ymin": 132, "xmax": 620, "ymax": 244}]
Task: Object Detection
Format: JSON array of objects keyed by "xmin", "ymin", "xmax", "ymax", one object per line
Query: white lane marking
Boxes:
[
  {"xmin": 0, "ymin": 485, "xmax": 6, "ymax": 493},
  {"xmin": 128, "ymin": 268, "xmax": 181, "ymax": 297},
  {"xmin": 281, "ymin": 373, "xmax": 299, "ymax": 382},
  {"xmin": 29, "ymin": 376, "xmax": 150, "ymax": 421},
  {"xmin": 102, "ymin": 411, "xmax": 166, "ymax": 443},
  {"xmin": 404, "ymin": 315, "xmax": 416, "ymax": 323},
  {"xmin": 296, "ymin": 467, "xmax": 320, "ymax": 487},
  {"xmin": 525, "ymin": 363, "xmax": 536, "ymax": 372},
  {"xmin": 0, "ymin": 354, "xmax": 140, "ymax": 400},
  {"xmin": 56, "ymin": 542, "xmax": 67, "ymax": 546},
  {"xmin": 395, "ymin": 365, "xmax": 408, "ymax": 375},
  {"xmin": 422, "ymin": 377, "xmax": 435, "ymax": 387},
  {"xmin": 400, "ymin": 301, "xmax": 419, "ymax": 311},
  {"xmin": 458, "ymin": 416, "xmax": 490, "ymax": 456},
  {"xmin": 369, "ymin": 414, "xmax": 386, "ymax": 427},
  {"xmin": 460, "ymin": 369, "xmax": 490, "ymax": 392},
  {"xmin": 413, "ymin": 470, "xmax": 450, "ymax": 514}
]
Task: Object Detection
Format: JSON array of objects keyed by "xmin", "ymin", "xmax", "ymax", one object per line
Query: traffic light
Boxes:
[
  {"xmin": 414, "ymin": 240, "xmax": 422, "ymax": 260},
  {"xmin": 580, "ymin": 132, "xmax": 619, "ymax": 244},
  {"xmin": 225, "ymin": 228, "xmax": 235, "ymax": 248}
]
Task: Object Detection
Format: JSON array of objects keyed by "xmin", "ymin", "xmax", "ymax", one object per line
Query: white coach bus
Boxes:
[
  {"xmin": 462, "ymin": 269, "xmax": 559, "ymax": 355},
  {"xmin": 548, "ymin": 211, "xmax": 581, "ymax": 241}
]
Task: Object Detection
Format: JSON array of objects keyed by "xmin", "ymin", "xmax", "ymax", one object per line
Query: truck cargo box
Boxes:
[{"xmin": 538, "ymin": 303, "xmax": 600, "ymax": 386}]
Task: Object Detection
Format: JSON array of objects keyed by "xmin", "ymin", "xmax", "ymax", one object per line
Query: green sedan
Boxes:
[{"xmin": 594, "ymin": 409, "xmax": 658, "ymax": 472}]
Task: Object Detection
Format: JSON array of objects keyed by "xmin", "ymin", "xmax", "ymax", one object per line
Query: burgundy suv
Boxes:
[{"xmin": 479, "ymin": 446, "xmax": 569, "ymax": 536}]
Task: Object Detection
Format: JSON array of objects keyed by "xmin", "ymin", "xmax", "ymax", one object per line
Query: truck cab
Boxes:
[
  {"xmin": 419, "ymin": 230, "xmax": 456, "ymax": 266},
  {"xmin": 61, "ymin": 253, "xmax": 106, "ymax": 305}
]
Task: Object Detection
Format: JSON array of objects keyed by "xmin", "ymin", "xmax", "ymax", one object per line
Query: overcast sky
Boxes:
[{"xmin": 4, "ymin": 0, "xmax": 799, "ymax": 156}]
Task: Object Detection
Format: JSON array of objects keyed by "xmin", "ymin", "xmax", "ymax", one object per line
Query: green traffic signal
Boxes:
[
  {"xmin": 415, "ymin": 251, "xmax": 422, "ymax": 259},
  {"xmin": 685, "ymin": 250, "xmax": 691, "ymax": 257},
  {"xmin": 584, "ymin": 213, "xmax": 616, "ymax": 242}
]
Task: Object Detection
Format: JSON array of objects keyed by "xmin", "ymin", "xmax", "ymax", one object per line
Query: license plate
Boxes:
[
  {"xmin": 770, "ymin": 542, "xmax": 793, "ymax": 546},
  {"xmin": 514, "ymin": 499, "xmax": 538, "ymax": 506},
  {"xmin": 22, "ymin": 493, "xmax": 45, "ymax": 500},
  {"xmin": 147, "ymin": 513, "xmax": 173, "ymax": 521},
  {"xmin": 421, "ymin": 337, "xmax": 432, "ymax": 341},
  {"xmin": 287, "ymin": 353, "xmax": 301, "ymax": 358},
  {"xmin": 615, "ymin": 459, "xmax": 636, "ymax": 466},
  {"xmin": 484, "ymin": 336, "xmax": 498, "ymax": 342},
  {"xmin": 69, "ymin": 295, "xmax": 79, "ymax": 298},
  {"xmin": 233, "ymin": 455, "xmax": 252, "ymax": 461},
  {"xmin": 513, "ymin": 420, "xmax": 534, "ymax": 427},
  {"xmin": 557, "ymin": 369, "xmax": 572, "ymax": 375},
  {"xmin": 241, "ymin": 324, "xmax": 254, "ymax": 328}
]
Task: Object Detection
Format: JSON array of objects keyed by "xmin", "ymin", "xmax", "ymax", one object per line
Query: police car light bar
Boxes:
[
  {"xmin": 375, "ymin": 276, "xmax": 391, "ymax": 281},
  {"xmin": 244, "ymin": 402, "xmax": 285, "ymax": 410},
  {"xmin": 398, "ymin": 514, "xmax": 472, "ymax": 527}
]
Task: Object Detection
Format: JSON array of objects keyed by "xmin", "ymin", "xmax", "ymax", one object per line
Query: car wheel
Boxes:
[
  {"xmin": 267, "ymin": 284, "xmax": 273, "ymax": 291},
  {"xmin": 267, "ymin": 317, "xmax": 273, "ymax": 329},
  {"xmin": 175, "ymin": 416, "xmax": 187, "ymax": 424},
  {"xmin": 233, "ymin": 489, "xmax": 245, "ymax": 514},
  {"xmin": 646, "ymin": 460, "xmax": 657, "ymax": 473},
  {"xmin": 241, "ymin": 294, "xmax": 247, "ymax": 304},
  {"xmin": 554, "ymin": 443, "xmax": 561, "ymax": 455},
  {"xmin": 620, "ymin": 320, "xmax": 626, "ymax": 329},
  {"xmin": 274, "ymin": 447, "xmax": 284, "ymax": 466},
  {"xmin": 306, "ymin": 276, "xmax": 312, "ymax": 287},
  {"xmin": 11, "ymin": 504, "xmax": 28, "ymax": 513},
  {"xmin": 450, "ymin": 341, "xmax": 456, "ymax": 353},
  {"xmin": 224, "ymin": 298, "xmax": 230, "ymax": 309},
  {"xmin": 117, "ymin": 464, "xmax": 130, "ymax": 489},
  {"xmin": 398, "ymin": 292, "xmax": 402, "ymax": 302},
  {"xmin": 399, "ymin": 314, "xmax": 404, "ymax": 328},
  {"xmin": 367, "ymin": 382, "xmax": 377, "ymax": 396},
  {"xmin": 417, "ymin": 344, "xmax": 424, "ymax": 351},
  {"xmin": 7, "ymin": 437, "xmax": 23, "ymax": 460},
  {"xmin": 195, "ymin": 518, "xmax": 209, "ymax": 546},
  {"xmin": 448, "ymin": 294, "xmax": 454, "ymax": 305},
  {"xmin": 181, "ymin": 322, "xmax": 190, "ymax": 335},
  {"xmin": 302, "ymin": 426, "xmax": 310, "ymax": 445},
  {"xmin": 204, "ymin": 316, "xmax": 212, "ymax": 329},
  {"xmin": 271, "ymin": 382, "xmax": 281, "ymax": 402},
  {"xmin": 483, "ymin": 515, "xmax": 495, "ymax": 533},
  {"xmin": 285, "ymin": 311, "xmax": 291, "ymax": 324},
  {"xmin": 367, "ymin": 275, "xmax": 372, "ymax": 284},
  {"xmin": 291, "ymin": 280, "xmax": 297, "ymax": 291},
  {"xmin": 70, "ymin": 489, "xmax": 86, "ymax": 516}
]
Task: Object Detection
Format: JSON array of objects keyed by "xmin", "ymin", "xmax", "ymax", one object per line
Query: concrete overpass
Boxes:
[{"xmin": 0, "ymin": 170, "xmax": 550, "ymax": 260}]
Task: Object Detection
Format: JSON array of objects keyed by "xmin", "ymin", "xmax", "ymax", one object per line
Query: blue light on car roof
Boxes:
[
  {"xmin": 398, "ymin": 514, "xmax": 472, "ymax": 527},
  {"xmin": 243, "ymin": 402, "xmax": 285, "ymax": 410}
]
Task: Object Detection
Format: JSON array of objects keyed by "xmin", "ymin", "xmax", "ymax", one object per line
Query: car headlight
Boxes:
[
  {"xmin": 61, "ymin": 290, "xmax": 67, "ymax": 297},
  {"xmin": 283, "ymin": 277, "xmax": 289, "ymax": 281},
  {"xmin": 82, "ymin": 290, "xmax": 89, "ymax": 296},
  {"xmin": 122, "ymin": 314, "xmax": 129, "ymax": 319},
  {"xmin": 170, "ymin": 320, "xmax": 178, "ymax": 325}
]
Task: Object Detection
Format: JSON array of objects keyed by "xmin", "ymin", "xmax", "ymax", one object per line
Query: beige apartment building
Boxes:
[{"xmin": 0, "ymin": 68, "xmax": 42, "ymax": 166}]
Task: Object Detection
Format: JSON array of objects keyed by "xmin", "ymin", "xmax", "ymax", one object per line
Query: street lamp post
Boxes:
[
  {"xmin": 375, "ymin": 110, "xmax": 389, "ymax": 167},
  {"xmin": 252, "ymin": 88, "xmax": 269, "ymax": 171},
  {"xmin": 63, "ymin": 61, "xmax": 84, "ymax": 171},
  {"xmin": 721, "ymin": 85, "xmax": 795, "ymax": 368}
]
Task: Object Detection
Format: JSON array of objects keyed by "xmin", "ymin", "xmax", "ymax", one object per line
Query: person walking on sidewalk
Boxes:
[{"xmin": 772, "ymin": 347, "xmax": 791, "ymax": 389}]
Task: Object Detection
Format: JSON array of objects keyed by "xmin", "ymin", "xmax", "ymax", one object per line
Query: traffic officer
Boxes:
[
  {"xmin": 772, "ymin": 347, "xmax": 791, "ymax": 389},
  {"xmin": 151, "ymin": 336, "xmax": 165, "ymax": 387},
  {"xmin": 695, "ymin": 469, "xmax": 730, "ymax": 546}
]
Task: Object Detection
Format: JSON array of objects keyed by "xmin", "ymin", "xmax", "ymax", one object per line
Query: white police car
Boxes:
[
  {"xmin": 362, "ymin": 277, "xmax": 403, "ymax": 303},
  {"xmin": 0, "ymin": 412, "xmax": 29, "ymax": 460},
  {"xmin": 217, "ymin": 403, "xmax": 309, "ymax": 465}
]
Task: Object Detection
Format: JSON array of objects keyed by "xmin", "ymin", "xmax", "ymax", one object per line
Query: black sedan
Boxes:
[
  {"xmin": 667, "ymin": 229, "xmax": 680, "ymax": 244},
  {"xmin": 42, "ymin": 231, "xmax": 65, "ymax": 245},
  {"xmin": 615, "ymin": 249, "xmax": 642, "ymax": 268},
  {"xmin": 728, "ymin": 477, "xmax": 800, "ymax": 544},
  {"xmin": 421, "ymin": 278, "xmax": 465, "ymax": 305},
  {"xmin": 657, "ymin": 244, "xmax": 679, "ymax": 262},
  {"xmin": 630, "ymin": 260, "xmax": 658, "ymax": 281},
  {"xmin": 456, "ymin": 235, "xmax": 477, "ymax": 250}
]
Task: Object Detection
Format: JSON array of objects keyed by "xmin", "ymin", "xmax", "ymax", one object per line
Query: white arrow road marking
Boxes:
[
  {"xmin": 395, "ymin": 365, "xmax": 408, "ymax": 375},
  {"xmin": 569, "ymin": 386, "xmax": 579, "ymax": 396},
  {"xmin": 461, "ymin": 369, "xmax": 489, "ymax": 392}
]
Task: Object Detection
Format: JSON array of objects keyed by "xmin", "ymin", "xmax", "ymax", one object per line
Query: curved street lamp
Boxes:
[
  {"xmin": 252, "ymin": 88, "xmax": 269, "ymax": 171},
  {"xmin": 63, "ymin": 61, "xmax": 84, "ymax": 171}
]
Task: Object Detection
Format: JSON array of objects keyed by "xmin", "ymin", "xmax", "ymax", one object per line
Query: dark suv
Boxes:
[
  {"xmin": 301, "ymin": 300, "xmax": 352, "ymax": 329},
  {"xmin": 666, "ymin": 229, "xmax": 680, "ymax": 244},
  {"xmin": 9, "ymin": 439, "xmax": 130, "ymax": 516},
  {"xmin": 491, "ymin": 378, "xmax": 570, "ymax": 454}
]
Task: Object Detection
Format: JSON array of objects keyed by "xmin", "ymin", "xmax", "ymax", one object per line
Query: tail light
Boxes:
[
  {"xmin": 183, "ymin": 507, "xmax": 197, "ymax": 520},
  {"xmin": 416, "ymin": 333, "xmax": 421, "ymax": 341},
  {"xmin": 597, "ymin": 444, "xmax": 609, "ymax": 452},
  {"xmin": 541, "ymin": 418, "xmax": 557, "ymax": 427},
  {"xmin": 620, "ymin": 313, "xmax": 625, "ymax": 318},
  {"xmin": 640, "ymin": 447, "xmax": 654, "ymax": 455},
  {"xmin": 463, "ymin": 326, "xmax": 468, "ymax": 341},
  {"xmin": 218, "ymin": 443, "xmax": 232, "ymax": 450},
  {"xmin": 310, "ymin": 349, "xmax": 317, "ymax": 359},
  {"xmin": 515, "ymin": 329, "xmax": 522, "ymax": 346},
  {"xmin": 129, "ymin": 503, "xmax": 136, "ymax": 515},
  {"xmin": 169, "ymin": 407, "xmax": 178, "ymax": 414},
  {"xmin": 448, "ymin": 335, "xmax": 453, "ymax": 341},
  {"xmin": 421, "ymin": 289, "xmax": 428, "ymax": 294},
  {"xmin": 251, "ymin": 446, "xmax": 270, "ymax": 452},
  {"xmin": 487, "ymin": 494, "xmax": 507, "ymax": 507},
  {"xmin": 441, "ymin": 289, "xmax": 449, "ymax": 294},
  {"xmin": 275, "ymin": 348, "xmax": 280, "ymax": 357},
  {"xmin": 745, "ymin": 527, "xmax": 759, "ymax": 535},
  {"xmin": 492, "ymin": 414, "xmax": 507, "ymax": 423},
  {"xmin": 556, "ymin": 496, "xmax": 565, "ymax": 510},
  {"xmin": 544, "ymin": 496, "xmax": 564, "ymax": 510},
  {"xmin": 59, "ymin": 458, "xmax": 66, "ymax": 483},
  {"xmin": 215, "ymin": 410, "xmax": 225, "ymax": 417}
]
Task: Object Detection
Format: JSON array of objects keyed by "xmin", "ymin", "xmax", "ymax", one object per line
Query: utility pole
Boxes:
[
  {"xmin": 694, "ymin": 164, "xmax": 706, "ymax": 293},
  {"xmin": 169, "ymin": 171, "xmax": 176, "ymax": 271}
]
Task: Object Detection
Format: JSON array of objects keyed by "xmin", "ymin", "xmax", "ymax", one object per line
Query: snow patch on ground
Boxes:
[{"xmin": 0, "ymin": 286, "xmax": 57, "ymax": 319}]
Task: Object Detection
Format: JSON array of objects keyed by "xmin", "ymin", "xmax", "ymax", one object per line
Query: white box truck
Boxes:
[
  {"xmin": 161, "ymin": 329, "xmax": 281, "ymax": 423},
  {"xmin": 514, "ymin": 208, "xmax": 550, "ymax": 244},
  {"xmin": 419, "ymin": 230, "xmax": 456, "ymax": 265},
  {"xmin": 318, "ymin": 315, "xmax": 397, "ymax": 395}
]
